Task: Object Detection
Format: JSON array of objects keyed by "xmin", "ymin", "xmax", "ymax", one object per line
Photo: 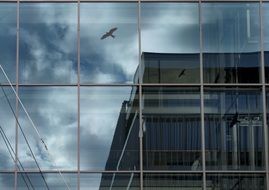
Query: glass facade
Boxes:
[{"xmin": 0, "ymin": 1, "xmax": 269, "ymax": 190}]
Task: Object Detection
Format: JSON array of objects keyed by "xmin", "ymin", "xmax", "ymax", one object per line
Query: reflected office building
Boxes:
[{"xmin": 101, "ymin": 52, "xmax": 264, "ymax": 189}]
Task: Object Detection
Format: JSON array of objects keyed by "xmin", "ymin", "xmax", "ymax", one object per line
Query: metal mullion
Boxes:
[
  {"xmin": 14, "ymin": 0, "xmax": 19, "ymax": 189},
  {"xmin": 260, "ymin": 1, "xmax": 269, "ymax": 189},
  {"xmin": 14, "ymin": 170, "xmax": 141, "ymax": 173},
  {"xmin": 138, "ymin": 0, "xmax": 143, "ymax": 189},
  {"xmin": 199, "ymin": 0, "xmax": 206, "ymax": 189},
  {"xmin": 77, "ymin": 0, "xmax": 80, "ymax": 189}
]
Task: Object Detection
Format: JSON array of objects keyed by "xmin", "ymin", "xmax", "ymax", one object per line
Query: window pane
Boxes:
[
  {"xmin": 206, "ymin": 174, "xmax": 265, "ymax": 190},
  {"xmin": 263, "ymin": 3, "xmax": 269, "ymax": 83},
  {"xmin": 18, "ymin": 87, "xmax": 77, "ymax": 170},
  {"xmin": 0, "ymin": 3, "xmax": 16, "ymax": 84},
  {"xmin": 142, "ymin": 87, "xmax": 201, "ymax": 170},
  {"xmin": 204, "ymin": 88, "xmax": 264, "ymax": 170},
  {"xmin": 19, "ymin": 3, "xmax": 77, "ymax": 84},
  {"xmin": 141, "ymin": 3, "xmax": 200, "ymax": 83},
  {"xmin": 144, "ymin": 173, "xmax": 202, "ymax": 189},
  {"xmin": 80, "ymin": 173, "xmax": 139, "ymax": 190},
  {"xmin": 0, "ymin": 86, "xmax": 16, "ymax": 170},
  {"xmin": 80, "ymin": 87, "xmax": 139, "ymax": 170},
  {"xmin": 0, "ymin": 173, "xmax": 14, "ymax": 190},
  {"xmin": 17, "ymin": 173, "xmax": 77, "ymax": 190},
  {"xmin": 80, "ymin": 3, "xmax": 139, "ymax": 84},
  {"xmin": 202, "ymin": 3, "xmax": 260, "ymax": 83}
]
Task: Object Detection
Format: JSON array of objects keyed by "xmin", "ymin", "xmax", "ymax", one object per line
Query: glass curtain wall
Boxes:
[{"xmin": 0, "ymin": 1, "xmax": 268, "ymax": 190}]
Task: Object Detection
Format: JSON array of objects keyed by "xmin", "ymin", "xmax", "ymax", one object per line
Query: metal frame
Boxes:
[{"xmin": 0, "ymin": 1, "xmax": 269, "ymax": 190}]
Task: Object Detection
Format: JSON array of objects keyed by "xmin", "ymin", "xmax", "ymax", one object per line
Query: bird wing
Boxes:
[
  {"xmin": 101, "ymin": 33, "xmax": 109, "ymax": 40},
  {"xmin": 109, "ymin": 27, "xmax": 117, "ymax": 33}
]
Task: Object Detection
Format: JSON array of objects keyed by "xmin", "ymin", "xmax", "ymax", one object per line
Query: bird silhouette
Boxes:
[
  {"xmin": 178, "ymin": 69, "xmax": 186, "ymax": 79},
  {"xmin": 229, "ymin": 112, "xmax": 240, "ymax": 128},
  {"xmin": 101, "ymin": 27, "xmax": 118, "ymax": 40}
]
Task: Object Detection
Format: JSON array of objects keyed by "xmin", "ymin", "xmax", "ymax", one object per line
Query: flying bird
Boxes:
[
  {"xmin": 178, "ymin": 69, "xmax": 186, "ymax": 79},
  {"xmin": 101, "ymin": 27, "xmax": 118, "ymax": 40}
]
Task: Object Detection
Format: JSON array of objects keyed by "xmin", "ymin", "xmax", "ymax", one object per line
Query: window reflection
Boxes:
[
  {"xmin": 142, "ymin": 87, "xmax": 201, "ymax": 170},
  {"xmin": 263, "ymin": 3, "xmax": 269, "ymax": 83},
  {"xmin": 144, "ymin": 173, "xmax": 202, "ymax": 189},
  {"xmin": 202, "ymin": 3, "xmax": 261, "ymax": 83},
  {"xmin": 206, "ymin": 174, "xmax": 265, "ymax": 190},
  {"xmin": 204, "ymin": 88, "xmax": 264, "ymax": 170},
  {"xmin": 17, "ymin": 173, "xmax": 77, "ymax": 190},
  {"xmin": 19, "ymin": 3, "xmax": 77, "ymax": 84},
  {"xmin": 0, "ymin": 3, "xmax": 16, "ymax": 83},
  {"xmin": 80, "ymin": 3, "xmax": 138, "ymax": 84},
  {"xmin": 18, "ymin": 87, "xmax": 77, "ymax": 170},
  {"xmin": 0, "ymin": 173, "xmax": 14, "ymax": 190},
  {"xmin": 141, "ymin": 3, "xmax": 200, "ymax": 83},
  {"xmin": 0, "ymin": 86, "xmax": 16, "ymax": 170},
  {"xmin": 80, "ymin": 87, "xmax": 139, "ymax": 170}
]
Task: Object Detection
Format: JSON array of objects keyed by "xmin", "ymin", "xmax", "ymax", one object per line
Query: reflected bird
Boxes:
[
  {"xmin": 230, "ymin": 112, "xmax": 240, "ymax": 128},
  {"xmin": 178, "ymin": 69, "xmax": 186, "ymax": 79},
  {"xmin": 101, "ymin": 27, "xmax": 118, "ymax": 40}
]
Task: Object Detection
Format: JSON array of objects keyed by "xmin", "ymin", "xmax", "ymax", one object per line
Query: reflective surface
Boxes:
[
  {"xmin": 204, "ymin": 88, "xmax": 264, "ymax": 170},
  {"xmin": 142, "ymin": 87, "xmax": 201, "ymax": 170},
  {"xmin": 264, "ymin": 3, "xmax": 269, "ymax": 83},
  {"xmin": 0, "ymin": 173, "xmax": 14, "ymax": 190},
  {"xmin": 202, "ymin": 3, "xmax": 261, "ymax": 83},
  {"xmin": 17, "ymin": 173, "xmax": 77, "ymax": 190},
  {"xmin": 0, "ymin": 3, "xmax": 16, "ymax": 83},
  {"xmin": 80, "ymin": 3, "xmax": 138, "ymax": 84},
  {"xmin": 19, "ymin": 3, "xmax": 77, "ymax": 84},
  {"xmin": 141, "ymin": 3, "xmax": 200, "ymax": 83},
  {"xmin": 206, "ymin": 174, "xmax": 265, "ymax": 190},
  {"xmin": 18, "ymin": 87, "xmax": 77, "ymax": 170},
  {"xmin": 80, "ymin": 87, "xmax": 139, "ymax": 170},
  {"xmin": 144, "ymin": 173, "xmax": 202, "ymax": 189},
  {"xmin": 80, "ymin": 173, "xmax": 139, "ymax": 190}
]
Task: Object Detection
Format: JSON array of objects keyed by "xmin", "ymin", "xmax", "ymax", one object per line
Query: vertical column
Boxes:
[
  {"xmin": 14, "ymin": 0, "xmax": 20, "ymax": 189},
  {"xmin": 77, "ymin": 0, "xmax": 81, "ymax": 189},
  {"xmin": 138, "ymin": 0, "xmax": 143, "ymax": 189},
  {"xmin": 199, "ymin": 0, "xmax": 206, "ymax": 189},
  {"xmin": 260, "ymin": 0, "xmax": 269, "ymax": 188}
]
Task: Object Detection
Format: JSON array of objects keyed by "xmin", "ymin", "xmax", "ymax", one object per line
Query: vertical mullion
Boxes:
[
  {"xmin": 138, "ymin": 0, "xmax": 143, "ymax": 189},
  {"xmin": 14, "ymin": 0, "xmax": 20, "ymax": 189},
  {"xmin": 77, "ymin": 0, "xmax": 81, "ymax": 189},
  {"xmin": 260, "ymin": 0, "xmax": 269, "ymax": 188},
  {"xmin": 199, "ymin": 0, "xmax": 206, "ymax": 189}
]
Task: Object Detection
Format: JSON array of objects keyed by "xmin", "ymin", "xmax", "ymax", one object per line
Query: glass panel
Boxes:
[
  {"xmin": 202, "ymin": 3, "xmax": 260, "ymax": 83},
  {"xmin": 144, "ymin": 173, "xmax": 202, "ymax": 189},
  {"xmin": 141, "ymin": 3, "xmax": 200, "ymax": 83},
  {"xmin": 263, "ymin": 3, "xmax": 269, "ymax": 83},
  {"xmin": 19, "ymin": 3, "xmax": 77, "ymax": 84},
  {"xmin": 0, "ymin": 3, "xmax": 16, "ymax": 84},
  {"xmin": 142, "ymin": 87, "xmax": 201, "ymax": 170},
  {"xmin": 0, "ymin": 86, "xmax": 16, "ymax": 170},
  {"xmin": 80, "ymin": 3, "xmax": 139, "ymax": 84},
  {"xmin": 206, "ymin": 174, "xmax": 265, "ymax": 190},
  {"xmin": 80, "ymin": 173, "xmax": 139, "ymax": 190},
  {"xmin": 18, "ymin": 87, "xmax": 77, "ymax": 170},
  {"xmin": 17, "ymin": 172, "xmax": 77, "ymax": 190},
  {"xmin": 80, "ymin": 87, "xmax": 139, "ymax": 170},
  {"xmin": 0, "ymin": 173, "xmax": 14, "ymax": 190},
  {"xmin": 204, "ymin": 88, "xmax": 264, "ymax": 170}
]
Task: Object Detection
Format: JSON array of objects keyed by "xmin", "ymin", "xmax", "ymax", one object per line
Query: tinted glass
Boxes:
[
  {"xmin": 263, "ymin": 3, "xmax": 269, "ymax": 82},
  {"xmin": 0, "ymin": 3, "xmax": 16, "ymax": 84},
  {"xmin": 144, "ymin": 173, "xmax": 202, "ymax": 189},
  {"xmin": 18, "ymin": 87, "xmax": 77, "ymax": 170},
  {"xmin": 0, "ymin": 86, "xmax": 16, "ymax": 170},
  {"xmin": 80, "ymin": 173, "xmax": 139, "ymax": 190},
  {"xmin": 141, "ymin": 3, "xmax": 200, "ymax": 83},
  {"xmin": 80, "ymin": 87, "xmax": 139, "ymax": 170},
  {"xmin": 202, "ymin": 3, "xmax": 260, "ymax": 83},
  {"xmin": 206, "ymin": 174, "xmax": 265, "ymax": 190},
  {"xmin": 142, "ymin": 87, "xmax": 201, "ymax": 170},
  {"xmin": 80, "ymin": 3, "xmax": 138, "ymax": 84},
  {"xmin": 17, "ymin": 173, "xmax": 77, "ymax": 190},
  {"xmin": 204, "ymin": 88, "xmax": 264, "ymax": 170},
  {"xmin": 0, "ymin": 173, "xmax": 14, "ymax": 190},
  {"xmin": 19, "ymin": 3, "xmax": 77, "ymax": 84}
]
